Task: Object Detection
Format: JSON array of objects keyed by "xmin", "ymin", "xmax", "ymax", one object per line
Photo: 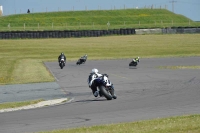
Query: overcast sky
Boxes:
[{"xmin": 0, "ymin": 0, "xmax": 200, "ymax": 21}]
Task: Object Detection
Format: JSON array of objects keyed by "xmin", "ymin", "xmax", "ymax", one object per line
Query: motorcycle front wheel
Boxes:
[
  {"xmin": 99, "ymin": 85, "xmax": 112, "ymax": 100},
  {"xmin": 60, "ymin": 62, "xmax": 64, "ymax": 69}
]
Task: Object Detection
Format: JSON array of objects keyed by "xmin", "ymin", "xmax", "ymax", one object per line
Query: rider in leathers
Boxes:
[
  {"xmin": 81, "ymin": 54, "xmax": 87, "ymax": 60},
  {"xmin": 132, "ymin": 56, "xmax": 140, "ymax": 63},
  {"xmin": 79, "ymin": 54, "xmax": 87, "ymax": 63},
  {"xmin": 58, "ymin": 52, "xmax": 66, "ymax": 66},
  {"xmin": 88, "ymin": 68, "xmax": 116, "ymax": 99}
]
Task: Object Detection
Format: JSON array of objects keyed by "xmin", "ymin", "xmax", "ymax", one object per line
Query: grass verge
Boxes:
[
  {"xmin": 0, "ymin": 99, "xmax": 44, "ymax": 110},
  {"xmin": 11, "ymin": 59, "xmax": 55, "ymax": 84},
  {"xmin": 38, "ymin": 115, "xmax": 200, "ymax": 133},
  {"xmin": 0, "ymin": 34, "xmax": 200, "ymax": 84}
]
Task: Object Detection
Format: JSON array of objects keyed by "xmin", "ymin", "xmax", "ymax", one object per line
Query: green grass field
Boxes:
[
  {"xmin": 1, "ymin": 9, "xmax": 199, "ymax": 31},
  {"xmin": 0, "ymin": 34, "xmax": 200, "ymax": 85}
]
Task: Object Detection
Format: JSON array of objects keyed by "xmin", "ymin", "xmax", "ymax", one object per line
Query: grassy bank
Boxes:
[
  {"xmin": 0, "ymin": 34, "xmax": 200, "ymax": 84},
  {"xmin": 1, "ymin": 9, "xmax": 199, "ymax": 31},
  {"xmin": 0, "ymin": 99, "xmax": 44, "ymax": 109},
  {"xmin": 38, "ymin": 115, "xmax": 200, "ymax": 133}
]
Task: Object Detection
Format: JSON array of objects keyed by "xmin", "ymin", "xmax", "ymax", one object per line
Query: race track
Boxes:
[{"xmin": 1, "ymin": 57, "xmax": 200, "ymax": 133}]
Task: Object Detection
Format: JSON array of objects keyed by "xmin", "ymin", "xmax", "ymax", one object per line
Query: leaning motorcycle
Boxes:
[
  {"xmin": 89, "ymin": 74, "xmax": 116, "ymax": 100},
  {"xmin": 76, "ymin": 56, "xmax": 87, "ymax": 65},
  {"xmin": 129, "ymin": 60, "xmax": 139, "ymax": 67},
  {"xmin": 59, "ymin": 58, "xmax": 65, "ymax": 69}
]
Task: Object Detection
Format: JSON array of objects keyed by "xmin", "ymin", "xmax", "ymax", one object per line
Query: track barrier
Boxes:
[{"xmin": 0, "ymin": 28, "xmax": 199, "ymax": 39}]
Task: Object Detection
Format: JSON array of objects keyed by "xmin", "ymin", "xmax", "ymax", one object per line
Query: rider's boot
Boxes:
[{"xmin": 93, "ymin": 91, "xmax": 99, "ymax": 97}]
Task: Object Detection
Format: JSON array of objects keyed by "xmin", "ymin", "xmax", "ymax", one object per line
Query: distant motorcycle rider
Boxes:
[
  {"xmin": 132, "ymin": 56, "xmax": 140, "ymax": 63},
  {"xmin": 58, "ymin": 52, "xmax": 66, "ymax": 66},
  {"xmin": 80, "ymin": 54, "xmax": 87, "ymax": 60},
  {"xmin": 88, "ymin": 68, "xmax": 116, "ymax": 99}
]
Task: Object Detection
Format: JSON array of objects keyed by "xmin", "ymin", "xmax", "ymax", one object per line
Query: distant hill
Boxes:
[{"xmin": 0, "ymin": 9, "xmax": 199, "ymax": 31}]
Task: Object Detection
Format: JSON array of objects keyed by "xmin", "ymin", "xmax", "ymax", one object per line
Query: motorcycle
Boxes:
[
  {"xmin": 88, "ymin": 74, "xmax": 116, "ymax": 100},
  {"xmin": 59, "ymin": 58, "xmax": 65, "ymax": 69},
  {"xmin": 76, "ymin": 55, "xmax": 87, "ymax": 65},
  {"xmin": 129, "ymin": 59, "xmax": 139, "ymax": 67}
]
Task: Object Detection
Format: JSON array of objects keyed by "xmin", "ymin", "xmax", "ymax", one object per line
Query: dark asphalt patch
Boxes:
[{"xmin": 0, "ymin": 82, "xmax": 66, "ymax": 103}]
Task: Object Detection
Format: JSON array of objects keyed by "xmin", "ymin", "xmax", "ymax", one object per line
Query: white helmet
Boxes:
[{"xmin": 92, "ymin": 68, "xmax": 98, "ymax": 74}]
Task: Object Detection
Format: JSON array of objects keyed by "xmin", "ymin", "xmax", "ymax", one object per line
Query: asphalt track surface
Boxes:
[
  {"xmin": 0, "ymin": 57, "xmax": 200, "ymax": 133},
  {"xmin": 0, "ymin": 82, "xmax": 64, "ymax": 103}
]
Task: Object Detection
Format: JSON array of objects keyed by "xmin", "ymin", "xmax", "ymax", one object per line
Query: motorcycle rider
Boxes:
[
  {"xmin": 80, "ymin": 54, "xmax": 87, "ymax": 60},
  {"xmin": 84, "ymin": 54, "xmax": 87, "ymax": 59},
  {"xmin": 88, "ymin": 68, "xmax": 116, "ymax": 99},
  {"xmin": 77, "ymin": 54, "xmax": 87, "ymax": 65},
  {"xmin": 132, "ymin": 56, "xmax": 140, "ymax": 63},
  {"xmin": 58, "ymin": 52, "xmax": 66, "ymax": 66}
]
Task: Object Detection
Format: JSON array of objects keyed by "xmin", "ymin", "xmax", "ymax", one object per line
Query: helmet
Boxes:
[
  {"xmin": 85, "ymin": 54, "xmax": 87, "ymax": 57},
  {"xmin": 138, "ymin": 57, "xmax": 140, "ymax": 59},
  {"xmin": 61, "ymin": 53, "xmax": 64, "ymax": 55},
  {"xmin": 92, "ymin": 68, "xmax": 98, "ymax": 74}
]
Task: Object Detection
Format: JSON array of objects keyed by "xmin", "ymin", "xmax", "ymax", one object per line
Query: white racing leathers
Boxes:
[
  {"xmin": 87, "ymin": 73, "xmax": 117, "ymax": 99},
  {"xmin": 88, "ymin": 73, "xmax": 102, "ymax": 87}
]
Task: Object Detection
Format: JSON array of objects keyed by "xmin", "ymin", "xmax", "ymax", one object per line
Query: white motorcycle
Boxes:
[{"xmin": 88, "ymin": 74, "xmax": 117, "ymax": 100}]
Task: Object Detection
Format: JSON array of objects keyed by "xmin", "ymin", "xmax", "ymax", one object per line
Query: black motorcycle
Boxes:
[
  {"xmin": 76, "ymin": 55, "xmax": 87, "ymax": 65},
  {"xmin": 88, "ymin": 74, "xmax": 116, "ymax": 100},
  {"xmin": 129, "ymin": 59, "xmax": 139, "ymax": 67},
  {"xmin": 59, "ymin": 58, "xmax": 65, "ymax": 69}
]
